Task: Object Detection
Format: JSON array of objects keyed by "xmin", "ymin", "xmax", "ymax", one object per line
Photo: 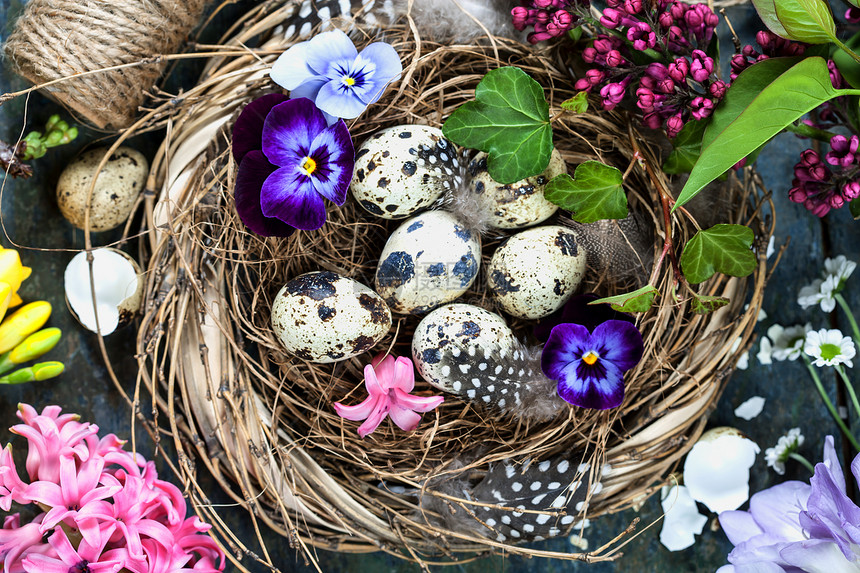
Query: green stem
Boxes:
[
  {"xmin": 804, "ymin": 356, "xmax": 860, "ymax": 451},
  {"xmin": 835, "ymin": 293, "xmax": 860, "ymax": 347},
  {"xmin": 788, "ymin": 452, "xmax": 816, "ymax": 474},
  {"xmin": 784, "ymin": 121, "xmax": 837, "ymax": 142},
  {"xmin": 836, "ymin": 365, "xmax": 860, "ymax": 420}
]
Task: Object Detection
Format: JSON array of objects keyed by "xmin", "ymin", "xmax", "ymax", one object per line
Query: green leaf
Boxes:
[
  {"xmin": 774, "ymin": 0, "xmax": 836, "ymax": 44},
  {"xmin": 850, "ymin": 197, "xmax": 860, "ymax": 219},
  {"xmin": 751, "ymin": 0, "xmax": 790, "ymax": 36},
  {"xmin": 690, "ymin": 294, "xmax": 731, "ymax": 315},
  {"xmin": 443, "ymin": 66, "xmax": 552, "ymax": 185},
  {"xmin": 544, "ymin": 162, "xmax": 627, "ymax": 223},
  {"xmin": 568, "ymin": 26, "xmax": 583, "ymax": 42},
  {"xmin": 680, "ymin": 224, "xmax": 757, "ymax": 284},
  {"xmin": 561, "ymin": 92, "xmax": 589, "ymax": 114},
  {"xmin": 663, "ymin": 119, "xmax": 708, "ymax": 174},
  {"xmin": 832, "ymin": 31, "xmax": 860, "ymax": 89},
  {"xmin": 591, "ymin": 285, "xmax": 660, "ymax": 313},
  {"xmin": 677, "ymin": 58, "xmax": 860, "ymax": 209}
]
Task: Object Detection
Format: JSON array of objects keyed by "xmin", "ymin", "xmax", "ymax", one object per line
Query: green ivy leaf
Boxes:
[
  {"xmin": 544, "ymin": 162, "xmax": 627, "ymax": 223},
  {"xmin": 442, "ymin": 66, "xmax": 552, "ymax": 185},
  {"xmin": 591, "ymin": 285, "xmax": 659, "ymax": 313},
  {"xmin": 680, "ymin": 224, "xmax": 757, "ymax": 284},
  {"xmin": 663, "ymin": 119, "xmax": 708, "ymax": 174},
  {"xmin": 774, "ymin": 0, "xmax": 836, "ymax": 44},
  {"xmin": 677, "ymin": 57, "xmax": 860, "ymax": 209},
  {"xmin": 561, "ymin": 92, "xmax": 589, "ymax": 114},
  {"xmin": 690, "ymin": 294, "xmax": 731, "ymax": 315}
]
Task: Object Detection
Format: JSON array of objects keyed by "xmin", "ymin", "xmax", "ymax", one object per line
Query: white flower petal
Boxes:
[
  {"xmin": 659, "ymin": 485, "xmax": 708, "ymax": 551},
  {"xmin": 734, "ymin": 397, "xmax": 766, "ymax": 420},
  {"xmin": 684, "ymin": 428, "xmax": 760, "ymax": 514},
  {"xmin": 757, "ymin": 338, "xmax": 774, "ymax": 365}
]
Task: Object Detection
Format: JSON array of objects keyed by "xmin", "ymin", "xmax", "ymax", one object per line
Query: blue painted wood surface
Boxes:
[{"xmin": 0, "ymin": 1, "xmax": 856, "ymax": 571}]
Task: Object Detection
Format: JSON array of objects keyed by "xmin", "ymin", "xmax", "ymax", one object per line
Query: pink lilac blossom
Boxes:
[{"xmin": 0, "ymin": 404, "xmax": 225, "ymax": 573}]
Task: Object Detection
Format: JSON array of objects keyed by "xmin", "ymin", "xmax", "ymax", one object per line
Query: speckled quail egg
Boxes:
[
  {"xmin": 351, "ymin": 125, "xmax": 462, "ymax": 219},
  {"xmin": 412, "ymin": 303, "xmax": 516, "ymax": 391},
  {"xmin": 57, "ymin": 146, "xmax": 148, "ymax": 232},
  {"xmin": 375, "ymin": 210, "xmax": 480, "ymax": 314},
  {"xmin": 271, "ymin": 271, "xmax": 392, "ymax": 363},
  {"xmin": 487, "ymin": 226, "xmax": 586, "ymax": 320},
  {"xmin": 466, "ymin": 148, "xmax": 565, "ymax": 229}
]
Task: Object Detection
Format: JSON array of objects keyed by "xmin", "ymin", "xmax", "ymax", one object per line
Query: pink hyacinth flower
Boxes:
[{"xmin": 333, "ymin": 354, "xmax": 444, "ymax": 438}]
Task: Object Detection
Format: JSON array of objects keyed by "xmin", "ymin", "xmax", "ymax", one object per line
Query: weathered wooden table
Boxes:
[{"xmin": 0, "ymin": 1, "xmax": 855, "ymax": 571}]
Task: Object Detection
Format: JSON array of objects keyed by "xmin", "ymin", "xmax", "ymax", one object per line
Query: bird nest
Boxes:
[{"xmin": 130, "ymin": 1, "xmax": 773, "ymax": 570}]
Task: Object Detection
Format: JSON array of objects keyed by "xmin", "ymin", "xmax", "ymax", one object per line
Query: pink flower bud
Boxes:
[
  {"xmin": 600, "ymin": 81, "xmax": 628, "ymax": 110},
  {"xmin": 709, "ymin": 80, "xmax": 727, "ymax": 99},
  {"xmin": 844, "ymin": 181, "xmax": 860, "ymax": 200},
  {"xmin": 666, "ymin": 113, "xmax": 685, "ymax": 138},
  {"xmin": 690, "ymin": 96, "xmax": 715, "ymax": 120},
  {"xmin": 606, "ymin": 50, "xmax": 626, "ymax": 67},
  {"xmin": 628, "ymin": 22, "xmax": 656, "ymax": 50},
  {"xmin": 668, "ymin": 58, "xmax": 689, "ymax": 82},
  {"xmin": 601, "ymin": 8, "xmax": 623, "ymax": 28}
]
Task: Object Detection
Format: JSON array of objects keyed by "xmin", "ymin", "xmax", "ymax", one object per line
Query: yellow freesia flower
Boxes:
[{"xmin": 0, "ymin": 248, "xmax": 32, "ymax": 306}]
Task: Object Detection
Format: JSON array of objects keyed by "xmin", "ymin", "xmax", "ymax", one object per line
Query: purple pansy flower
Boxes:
[
  {"xmin": 270, "ymin": 29, "xmax": 402, "ymax": 123},
  {"xmin": 231, "ymin": 97, "xmax": 354, "ymax": 235},
  {"xmin": 541, "ymin": 320, "xmax": 643, "ymax": 410},
  {"xmin": 718, "ymin": 436, "xmax": 860, "ymax": 572}
]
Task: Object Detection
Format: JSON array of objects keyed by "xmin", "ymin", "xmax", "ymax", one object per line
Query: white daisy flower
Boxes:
[
  {"xmin": 767, "ymin": 323, "xmax": 813, "ymax": 362},
  {"xmin": 798, "ymin": 276, "xmax": 838, "ymax": 313},
  {"xmin": 804, "ymin": 328, "xmax": 856, "ymax": 368},
  {"xmin": 764, "ymin": 428, "xmax": 804, "ymax": 475},
  {"xmin": 824, "ymin": 255, "xmax": 856, "ymax": 289}
]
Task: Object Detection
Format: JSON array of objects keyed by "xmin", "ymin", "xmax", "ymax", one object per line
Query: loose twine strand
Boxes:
[{"xmin": 3, "ymin": 0, "xmax": 209, "ymax": 129}]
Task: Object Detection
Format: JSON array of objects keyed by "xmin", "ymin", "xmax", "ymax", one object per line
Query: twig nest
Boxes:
[
  {"xmin": 683, "ymin": 427, "xmax": 760, "ymax": 514},
  {"xmin": 412, "ymin": 303, "xmax": 515, "ymax": 392},
  {"xmin": 466, "ymin": 149, "xmax": 564, "ymax": 229},
  {"xmin": 56, "ymin": 146, "xmax": 148, "ymax": 231},
  {"xmin": 350, "ymin": 125, "xmax": 461, "ymax": 219},
  {"xmin": 487, "ymin": 226, "xmax": 586, "ymax": 319},
  {"xmin": 64, "ymin": 248, "xmax": 142, "ymax": 335},
  {"xmin": 271, "ymin": 272, "xmax": 392, "ymax": 363},
  {"xmin": 375, "ymin": 211, "xmax": 480, "ymax": 314}
]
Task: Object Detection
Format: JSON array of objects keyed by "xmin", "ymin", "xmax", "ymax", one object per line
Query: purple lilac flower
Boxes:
[
  {"xmin": 541, "ymin": 320, "xmax": 643, "ymax": 410},
  {"xmin": 512, "ymin": 0, "xmax": 581, "ymax": 44},
  {"xmin": 270, "ymin": 29, "xmax": 402, "ymax": 122},
  {"xmin": 848, "ymin": 6, "xmax": 860, "ymax": 23},
  {"xmin": 789, "ymin": 142, "xmax": 860, "ymax": 217},
  {"xmin": 232, "ymin": 97, "xmax": 354, "ymax": 235},
  {"xmin": 825, "ymin": 135, "xmax": 860, "ymax": 167},
  {"xmin": 717, "ymin": 436, "xmax": 860, "ymax": 571}
]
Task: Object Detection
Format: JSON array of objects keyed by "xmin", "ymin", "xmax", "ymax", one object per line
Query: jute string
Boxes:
[{"xmin": 3, "ymin": 0, "xmax": 209, "ymax": 130}]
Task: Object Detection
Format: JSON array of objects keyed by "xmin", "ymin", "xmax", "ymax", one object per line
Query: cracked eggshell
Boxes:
[
  {"xmin": 412, "ymin": 303, "xmax": 516, "ymax": 391},
  {"xmin": 350, "ymin": 125, "xmax": 462, "ymax": 219},
  {"xmin": 64, "ymin": 248, "xmax": 143, "ymax": 335},
  {"xmin": 57, "ymin": 146, "xmax": 148, "ymax": 232},
  {"xmin": 375, "ymin": 211, "xmax": 480, "ymax": 314},
  {"xmin": 467, "ymin": 148, "xmax": 565, "ymax": 229},
  {"xmin": 487, "ymin": 225, "xmax": 586, "ymax": 320},
  {"xmin": 271, "ymin": 271, "xmax": 392, "ymax": 363},
  {"xmin": 683, "ymin": 427, "xmax": 760, "ymax": 514}
]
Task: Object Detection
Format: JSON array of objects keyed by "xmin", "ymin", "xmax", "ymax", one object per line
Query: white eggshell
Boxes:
[
  {"xmin": 487, "ymin": 226, "xmax": 586, "ymax": 320},
  {"xmin": 351, "ymin": 125, "xmax": 462, "ymax": 219},
  {"xmin": 271, "ymin": 271, "xmax": 392, "ymax": 363},
  {"xmin": 466, "ymin": 149, "xmax": 565, "ymax": 229},
  {"xmin": 412, "ymin": 303, "xmax": 516, "ymax": 391},
  {"xmin": 375, "ymin": 211, "xmax": 481, "ymax": 314},
  {"xmin": 57, "ymin": 146, "xmax": 148, "ymax": 232}
]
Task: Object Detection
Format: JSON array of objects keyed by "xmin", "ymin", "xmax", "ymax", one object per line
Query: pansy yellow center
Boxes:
[
  {"xmin": 343, "ymin": 76, "xmax": 356, "ymax": 86},
  {"xmin": 301, "ymin": 156, "xmax": 317, "ymax": 175},
  {"xmin": 582, "ymin": 351, "xmax": 600, "ymax": 365}
]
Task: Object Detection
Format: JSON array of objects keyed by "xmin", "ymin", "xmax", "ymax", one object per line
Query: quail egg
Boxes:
[
  {"xmin": 351, "ymin": 125, "xmax": 462, "ymax": 219},
  {"xmin": 412, "ymin": 303, "xmax": 516, "ymax": 391},
  {"xmin": 466, "ymin": 148, "xmax": 565, "ymax": 229},
  {"xmin": 375, "ymin": 210, "xmax": 480, "ymax": 314},
  {"xmin": 271, "ymin": 271, "xmax": 392, "ymax": 363},
  {"xmin": 487, "ymin": 225, "xmax": 586, "ymax": 320}
]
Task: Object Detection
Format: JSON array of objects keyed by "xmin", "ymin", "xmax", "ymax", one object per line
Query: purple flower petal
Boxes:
[
  {"xmin": 270, "ymin": 41, "xmax": 319, "ymax": 90},
  {"xmin": 822, "ymin": 435, "xmax": 846, "ymax": 492},
  {"xmin": 358, "ymin": 42, "xmax": 403, "ymax": 86},
  {"xmin": 261, "ymin": 98, "xmax": 327, "ymax": 167},
  {"xmin": 801, "ymin": 457, "xmax": 860, "ymax": 559},
  {"xmin": 234, "ymin": 151, "xmax": 296, "ymax": 237},
  {"xmin": 719, "ymin": 510, "xmax": 764, "ymax": 546},
  {"xmin": 307, "ymin": 29, "xmax": 358, "ymax": 79},
  {"xmin": 748, "ymin": 481, "xmax": 810, "ymax": 543},
  {"xmin": 780, "ymin": 539, "xmax": 856, "ymax": 572},
  {"xmin": 541, "ymin": 323, "xmax": 590, "ymax": 382},
  {"xmin": 260, "ymin": 167, "xmax": 326, "ymax": 230},
  {"xmin": 557, "ymin": 359, "xmax": 625, "ymax": 409},
  {"xmin": 289, "ymin": 77, "xmax": 328, "ymax": 103},
  {"xmin": 591, "ymin": 320, "xmax": 644, "ymax": 371},
  {"xmin": 231, "ymin": 93, "xmax": 288, "ymax": 163},
  {"xmin": 315, "ymin": 81, "xmax": 370, "ymax": 119},
  {"xmin": 306, "ymin": 120, "xmax": 354, "ymax": 205}
]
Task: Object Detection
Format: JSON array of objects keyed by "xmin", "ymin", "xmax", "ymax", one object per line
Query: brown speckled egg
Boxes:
[
  {"xmin": 487, "ymin": 226, "xmax": 586, "ymax": 320},
  {"xmin": 56, "ymin": 146, "xmax": 148, "ymax": 232},
  {"xmin": 350, "ymin": 125, "xmax": 462, "ymax": 219},
  {"xmin": 271, "ymin": 271, "xmax": 392, "ymax": 363},
  {"xmin": 467, "ymin": 149, "xmax": 565, "ymax": 229}
]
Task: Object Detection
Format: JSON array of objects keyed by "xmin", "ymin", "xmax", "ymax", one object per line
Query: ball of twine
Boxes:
[{"xmin": 4, "ymin": 0, "xmax": 209, "ymax": 129}]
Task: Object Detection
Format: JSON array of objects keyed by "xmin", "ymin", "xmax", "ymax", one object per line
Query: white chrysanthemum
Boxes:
[
  {"xmin": 767, "ymin": 323, "xmax": 813, "ymax": 362},
  {"xmin": 824, "ymin": 255, "xmax": 856, "ymax": 289},
  {"xmin": 804, "ymin": 328, "xmax": 856, "ymax": 368},
  {"xmin": 764, "ymin": 428, "xmax": 804, "ymax": 475},
  {"xmin": 798, "ymin": 276, "xmax": 838, "ymax": 313}
]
